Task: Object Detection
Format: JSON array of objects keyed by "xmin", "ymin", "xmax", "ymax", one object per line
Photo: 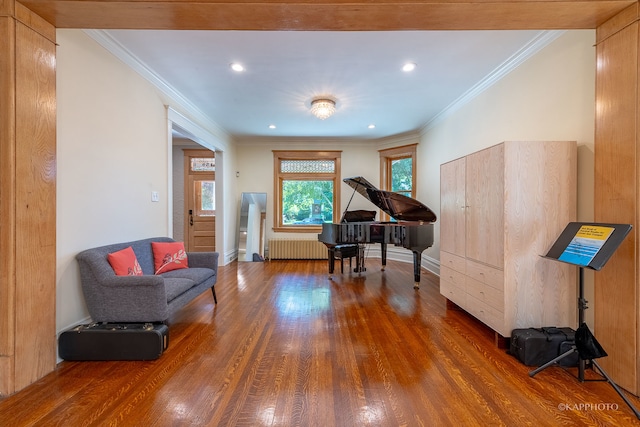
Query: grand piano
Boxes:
[{"xmin": 317, "ymin": 176, "xmax": 437, "ymax": 289}]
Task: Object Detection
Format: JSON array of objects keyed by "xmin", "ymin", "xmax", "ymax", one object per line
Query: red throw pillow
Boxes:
[
  {"xmin": 107, "ymin": 246, "xmax": 143, "ymax": 276},
  {"xmin": 152, "ymin": 241, "xmax": 188, "ymax": 274}
]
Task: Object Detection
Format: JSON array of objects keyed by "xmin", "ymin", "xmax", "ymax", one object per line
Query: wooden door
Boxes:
[
  {"xmin": 465, "ymin": 144, "xmax": 504, "ymax": 269},
  {"xmin": 184, "ymin": 149, "xmax": 215, "ymax": 252},
  {"xmin": 440, "ymin": 157, "xmax": 466, "ymax": 257}
]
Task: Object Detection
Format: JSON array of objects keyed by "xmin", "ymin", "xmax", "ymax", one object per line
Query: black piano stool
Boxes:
[{"xmin": 333, "ymin": 244, "xmax": 359, "ymax": 273}]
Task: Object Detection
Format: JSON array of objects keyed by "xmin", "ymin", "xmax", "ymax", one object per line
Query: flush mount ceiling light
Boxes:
[
  {"xmin": 310, "ymin": 98, "xmax": 336, "ymax": 120},
  {"xmin": 402, "ymin": 62, "xmax": 417, "ymax": 72}
]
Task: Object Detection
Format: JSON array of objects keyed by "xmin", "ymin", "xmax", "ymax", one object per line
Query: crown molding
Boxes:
[
  {"xmin": 421, "ymin": 30, "xmax": 566, "ymax": 134},
  {"xmin": 83, "ymin": 29, "xmax": 231, "ymax": 148}
]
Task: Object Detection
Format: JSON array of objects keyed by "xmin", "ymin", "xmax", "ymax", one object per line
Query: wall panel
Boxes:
[
  {"xmin": 0, "ymin": 14, "xmax": 17, "ymax": 396},
  {"xmin": 594, "ymin": 7, "xmax": 639, "ymax": 394},
  {"xmin": 14, "ymin": 19, "xmax": 57, "ymax": 391},
  {"xmin": 0, "ymin": 1, "xmax": 56, "ymax": 396}
]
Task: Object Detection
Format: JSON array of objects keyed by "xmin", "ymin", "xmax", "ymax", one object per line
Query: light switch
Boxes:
[{"xmin": 151, "ymin": 191, "xmax": 159, "ymax": 202}]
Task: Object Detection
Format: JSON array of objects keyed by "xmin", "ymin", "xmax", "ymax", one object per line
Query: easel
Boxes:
[{"xmin": 528, "ymin": 222, "xmax": 640, "ymax": 419}]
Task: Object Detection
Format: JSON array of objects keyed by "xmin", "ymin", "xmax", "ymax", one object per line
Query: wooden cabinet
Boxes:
[
  {"xmin": 465, "ymin": 145, "xmax": 504, "ymax": 268},
  {"xmin": 440, "ymin": 141, "xmax": 577, "ymax": 338},
  {"xmin": 439, "ymin": 156, "xmax": 466, "ymax": 257}
]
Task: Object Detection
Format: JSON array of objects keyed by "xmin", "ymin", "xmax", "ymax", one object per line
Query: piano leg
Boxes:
[
  {"xmin": 327, "ymin": 248, "xmax": 335, "ymax": 279},
  {"xmin": 412, "ymin": 251, "xmax": 421, "ymax": 289},
  {"xmin": 380, "ymin": 242, "xmax": 387, "ymax": 271},
  {"xmin": 355, "ymin": 244, "xmax": 366, "ymax": 273}
]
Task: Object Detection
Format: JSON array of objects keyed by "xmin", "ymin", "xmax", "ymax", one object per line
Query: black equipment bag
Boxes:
[
  {"xmin": 59, "ymin": 323, "xmax": 169, "ymax": 361},
  {"xmin": 558, "ymin": 340, "xmax": 580, "ymax": 367},
  {"xmin": 510, "ymin": 327, "xmax": 578, "ymax": 367}
]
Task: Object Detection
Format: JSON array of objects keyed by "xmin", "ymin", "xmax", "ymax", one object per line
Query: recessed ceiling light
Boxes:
[
  {"xmin": 368, "ymin": 124, "xmax": 376, "ymax": 129},
  {"xmin": 269, "ymin": 124, "xmax": 276, "ymax": 129},
  {"xmin": 230, "ymin": 63, "xmax": 245, "ymax": 72},
  {"xmin": 402, "ymin": 62, "xmax": 416, "ymax": 72}
]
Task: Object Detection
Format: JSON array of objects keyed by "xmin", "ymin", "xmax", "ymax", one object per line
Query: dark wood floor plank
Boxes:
[{"xmin": 1, "ymin": 259, "xmax": 640, "ymax": 426}]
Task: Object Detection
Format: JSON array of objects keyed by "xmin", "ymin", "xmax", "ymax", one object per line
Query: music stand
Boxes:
[{"xmin": 528, "ymin": 222, "xmax": 640, "ymax": 419}]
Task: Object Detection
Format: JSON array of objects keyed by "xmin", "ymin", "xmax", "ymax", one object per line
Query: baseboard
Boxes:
[
  {"xmin": 362, "ymin": 244, "xmax": 440, "ymax": 276},
  {"xmin": 223, "ymin": 249, "xmax": 238, "ymax": 265}
]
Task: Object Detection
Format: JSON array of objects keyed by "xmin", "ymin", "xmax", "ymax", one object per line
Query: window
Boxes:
[
  {"xmin": 379, "ymin": 144, "xmax": 417, "ymax": 220},
  {"xmin": 273, "ymin": 151, "xmax": 341, "ymax": 232},
  {"xmin": 195, "ymin": 180, "xmax": 215, "ymax": 215},
  {"xmin": 190, "ymin": 157, "xmax": 215, "ymax": 172}
]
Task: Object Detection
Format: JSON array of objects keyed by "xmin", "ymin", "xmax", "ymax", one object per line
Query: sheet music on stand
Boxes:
[{"xmin": 541, "ymin": 222, "xmax": 632, "ymax": 270}]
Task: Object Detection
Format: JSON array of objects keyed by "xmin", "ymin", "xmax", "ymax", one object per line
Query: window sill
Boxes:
[{"xmin": 273, "ymin": 225, "xmax": 324, "ymax": 233}]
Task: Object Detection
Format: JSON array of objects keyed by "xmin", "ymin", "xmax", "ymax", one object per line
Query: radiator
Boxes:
[{"xmin": 268, "ymin": 239, "xmax": 328, "ymax": 260}]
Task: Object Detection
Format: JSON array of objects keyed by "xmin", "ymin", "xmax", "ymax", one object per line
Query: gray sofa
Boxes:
[{"xmin": 76, "ymin": 237, "xmax": 218, "ymax": 323}]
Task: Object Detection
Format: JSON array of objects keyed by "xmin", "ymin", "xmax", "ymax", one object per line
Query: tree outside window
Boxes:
[
  {"xmin": 390, "ymin": 157, "xmax": 413, "ymax": 197},
  {"xmin": 273, "ymin": 151, "xmax": 341, "ymax": 232},
  {"xmin": 282, "ymin": 180, "xmax": 333, "ymax": 225}
]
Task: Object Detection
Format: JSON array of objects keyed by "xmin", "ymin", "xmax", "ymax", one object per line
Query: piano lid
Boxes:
[{"xmin": 344, "ymin": 176, "xmax": 437, "ymax": 223}]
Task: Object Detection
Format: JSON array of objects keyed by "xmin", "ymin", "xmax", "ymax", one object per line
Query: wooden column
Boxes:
[
  {"xmin": 594, "ymin": 2, "xmax": 640, "ymax": 395},
  {"xmin": 0, "ymin": 0, "xmax": 56, "ymax": 396}
]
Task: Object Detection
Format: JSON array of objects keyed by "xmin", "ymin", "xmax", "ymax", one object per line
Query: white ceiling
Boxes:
[{"xmin": 102, "ymin": 29, "xmax": 557, "ymax": 140}]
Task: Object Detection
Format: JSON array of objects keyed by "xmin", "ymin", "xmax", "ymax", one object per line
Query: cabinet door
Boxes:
[
  {"xmin": 440, "ymin": 158, "xmax": 466, "ymax": 257},
  {"xmin": 465, "ymin": 144, "xmax": 504, "ymax": 268}
]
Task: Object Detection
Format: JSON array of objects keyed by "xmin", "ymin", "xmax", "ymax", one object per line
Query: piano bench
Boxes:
[{"xmin": 334, "ymin": 244, "xmax": 359, "ymax": 273}]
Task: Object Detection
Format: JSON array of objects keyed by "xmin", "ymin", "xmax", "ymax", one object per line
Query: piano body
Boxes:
[{"xmin": 317, "ymin": 176, "xmax": 437, "ymax": 289}]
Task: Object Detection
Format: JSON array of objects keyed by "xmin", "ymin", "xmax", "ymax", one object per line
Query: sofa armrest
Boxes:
[
  {"xmin": 187, "ymin": 252, "xmax": 219, "ymax": 270},
  {"xmin": 85, "ymin": 275, "xmax": 169, "ymax": 323}
]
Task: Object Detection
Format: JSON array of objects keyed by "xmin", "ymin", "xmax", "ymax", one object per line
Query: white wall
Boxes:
[
  {"xmin": 56, "ymin": 30, "xmax": 172, "ymax": 331},
  {"xmin": 217, "ymin": 146, "xmax": 239, "ymax": 263},
  {"xmin": 55, "ymin": 30, "xmax": 236, "ymax": 333},
  {"xmin": 419, "ymin": 30, "xmax": 596, "ymax": 320}
]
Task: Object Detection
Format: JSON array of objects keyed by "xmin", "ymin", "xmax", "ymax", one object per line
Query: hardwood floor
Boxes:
[{"xmin": 1, "ymin": 259, "xmax": 639, "ymax": 426}]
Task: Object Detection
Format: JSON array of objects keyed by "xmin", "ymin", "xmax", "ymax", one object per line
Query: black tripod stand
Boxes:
[{"xmin": 529, "ymin": 267, "xmax": 640, "ymax": 419}]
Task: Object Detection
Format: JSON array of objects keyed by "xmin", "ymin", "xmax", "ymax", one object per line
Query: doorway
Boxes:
[{"xmin": 184, "ymin": 149, "xmax": 215, "ymax": 252}]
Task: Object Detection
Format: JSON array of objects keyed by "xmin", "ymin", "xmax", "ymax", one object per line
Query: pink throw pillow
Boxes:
[
  {"xmin": 152, "ymin": 241, "xmax": 188, "ymax": 274},
  {"xmin": 107, "ymin": 246, "xmax": 143, "ymax": 276}
]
